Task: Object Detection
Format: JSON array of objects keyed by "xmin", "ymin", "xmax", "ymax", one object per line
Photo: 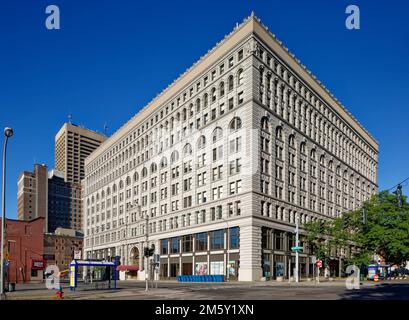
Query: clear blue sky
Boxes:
[{"xmin": 0, "ymin": 0, "xmax": 408, "ymax": 219}]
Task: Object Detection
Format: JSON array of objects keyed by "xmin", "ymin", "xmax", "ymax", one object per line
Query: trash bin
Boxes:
[{"xmin": 8, "ymin": 283, "xmax": 15, "ymax": 292}]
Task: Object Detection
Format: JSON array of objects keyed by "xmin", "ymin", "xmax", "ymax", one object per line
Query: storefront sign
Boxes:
[{"xmin": 32, "ymin": 260, "xmax": 44, "ymax": 270}]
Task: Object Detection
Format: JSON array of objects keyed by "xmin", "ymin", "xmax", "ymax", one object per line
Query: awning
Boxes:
[{"xmin": 116, "ymin": 265, "xmax": 139, "ymax": 272}]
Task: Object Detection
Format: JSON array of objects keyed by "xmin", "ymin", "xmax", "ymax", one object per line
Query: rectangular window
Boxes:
[
  {"xmin": 229, "ymin": 227, "xmax": 240, "ymax": 249},
  {"xmin": 210, "ymin": 230, "xmax": 224, "ymax": 250},
  {"xmin": 161, "ymin": 239, "xmax": 168, "ymax": 255},
  {"xmin": 170, "ymin": 237, "xmax": 179, "ymax": 254},
  {"xmin": 196, "ymin": 232, "xmax": 207, "ymax": 251}
]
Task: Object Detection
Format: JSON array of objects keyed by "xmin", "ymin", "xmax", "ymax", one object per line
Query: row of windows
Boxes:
[
  {"xmin": 160, "ymin": 227, "xmax": 240, "ymax": 254},
  {"xmin": 255, "ymin": 42, "xmax": 376, "ymax": 163},
  {"xmin": 86, "ymin": 46, "xmax": 247, "ymax": 179}
]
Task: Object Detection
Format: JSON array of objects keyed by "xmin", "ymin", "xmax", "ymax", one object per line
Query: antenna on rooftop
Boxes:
[
  {"xmin": 103, "ymin": 123, "xmax": 109, "ymax": 136},
  {"xmin": 68, "ymin": 114, "xmax": 72, "ymax": 124}
]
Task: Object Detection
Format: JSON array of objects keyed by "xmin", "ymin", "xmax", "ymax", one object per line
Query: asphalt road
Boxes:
[{"xmin": 5, "ymin": 279, "xmax": 409, "ymax": 300}]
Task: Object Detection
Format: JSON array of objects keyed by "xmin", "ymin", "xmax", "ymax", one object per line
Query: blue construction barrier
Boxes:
[{"xmin": 177, "ymin": 275, "xmax": 225, "ymax": 282}]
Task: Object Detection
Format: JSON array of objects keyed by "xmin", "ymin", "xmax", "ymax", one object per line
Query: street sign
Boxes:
[
  {"xmin": 374, "ymin": 274, "xmax": 379, "ymax": 282},
  {"xmin": 291, "ymin": 246, "xmax": 303, "ymax": 252},
  {"xmin": 316, "ymin": 260, "xmax": 322, "ymax": 268},
  {"xmin": 74, "ymin": 250, "xmax": 82, "ymax": 260},
  {"xmin": 311, "ymin": 256, "xmax": 317, "ymax": 264}
]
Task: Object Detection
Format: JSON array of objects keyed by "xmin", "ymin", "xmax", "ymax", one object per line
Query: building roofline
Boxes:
[{"xmin": 86, "ymin": 12, "xmax": 378, "ymax": 164}]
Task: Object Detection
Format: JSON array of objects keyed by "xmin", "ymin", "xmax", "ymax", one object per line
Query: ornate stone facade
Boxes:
[{"xmin": 83, "ymin": 14, "xmax": 378, "ymax": 281}]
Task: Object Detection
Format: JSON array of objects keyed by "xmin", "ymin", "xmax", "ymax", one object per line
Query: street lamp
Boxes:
[{"xmin": 1, "ymin": 127, "xmax": 13, "ymax": 300}]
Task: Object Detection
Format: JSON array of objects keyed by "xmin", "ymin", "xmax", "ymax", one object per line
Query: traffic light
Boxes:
[
  {"xmin": 144, "ymin": 247, "xmax": 150, "ymax": 257},
  {"xmin": 361, "ymin": 208, "xmax": 367, "ymax": 225},
  {"xmin": 144, "ymin": 245, "xmax": 155, "ymax": 257},
  {"xmin": 319, "ymin": 221, "xmax": 325, "ymax": 234},
  {"xmin": 393, "ymin": 184, "xmax": 403, "ymax": 207},
  {"xmin": 342, "ymin": 214, "xmax": 349, "ymax": 229},
  {"xmin": 149, "ymin": 244, "xmax": 155, "ymax": 257}
]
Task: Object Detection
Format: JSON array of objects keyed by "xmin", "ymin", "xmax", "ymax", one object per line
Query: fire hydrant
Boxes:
[{"xmin": 56, "ymin": 287, "xmax": 64, "ymax": 299}]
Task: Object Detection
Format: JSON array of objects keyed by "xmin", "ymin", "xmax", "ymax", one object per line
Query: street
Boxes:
[{"xmin": 4, "ymin": 279, "xmax": 409, "ymax": 300}]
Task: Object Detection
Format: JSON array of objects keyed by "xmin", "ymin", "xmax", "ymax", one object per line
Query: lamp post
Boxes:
[{"xmin": 1, "ymin": 127, "xmax": 13, "ymax": 300}]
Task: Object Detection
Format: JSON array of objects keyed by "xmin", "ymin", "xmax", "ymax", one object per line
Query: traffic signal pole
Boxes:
[{"xmin": 295, "ymin": 215, "xmax": 299, "ymax": 283}]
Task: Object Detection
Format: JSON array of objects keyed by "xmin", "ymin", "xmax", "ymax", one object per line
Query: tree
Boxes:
[
  {"xmin": 352, "ymin": 191, "xmax": 409, "ymax": 266},
  {"xmin": 303, "ymin": 190, "xmax": 409, "ymax": 269}
]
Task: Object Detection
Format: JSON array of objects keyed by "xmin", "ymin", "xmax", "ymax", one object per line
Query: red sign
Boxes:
[
  {"xmin": 32, "ymin": 260, "xmax": 44, "ymax": 270},
  {"xmin": 316, "ymin": 260, "xmax": 322, "ymax": 268},
  {"xmin": 374, "ymin": 274, "xmax": 379, "ymax": 282}
]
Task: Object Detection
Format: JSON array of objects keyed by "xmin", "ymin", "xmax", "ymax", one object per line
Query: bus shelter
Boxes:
[{"xmin": 69, "ymin": 259, "xmax": 118, "ymax": 291}]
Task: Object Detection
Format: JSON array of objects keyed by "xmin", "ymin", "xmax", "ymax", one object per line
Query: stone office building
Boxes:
[{"xmin": 83, "ymin": 14, "xmax": 378, "ymax": 281}]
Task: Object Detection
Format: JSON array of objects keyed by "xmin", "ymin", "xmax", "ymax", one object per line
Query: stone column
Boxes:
[{"xmin": 238, "ymin": 225, "xmax": 262, "ymax": 281}]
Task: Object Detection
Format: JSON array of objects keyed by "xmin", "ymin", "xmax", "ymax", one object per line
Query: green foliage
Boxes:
[{"xmin": 303, "ymin": 190, "xmax": 409, "ymax": 266}]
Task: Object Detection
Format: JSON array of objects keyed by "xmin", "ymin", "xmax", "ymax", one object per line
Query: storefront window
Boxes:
[
  {"xmin": 182, "ymin": 234, "xmax": 193, "ymax": 252},
  {"xmin": 196, "ymin": 232, "xmax": 207, "ymax": 251},
  {"xmin": 170, "ymin": 237, "xmax": 179, "ymax": 253},
  {"xmin": 229, "ymin": 227, "xmax": 239, "ymax": 249},
  {"xmin": 161, "ymin": 239, "xmax": 168, "ymax": 255},
  {"xmin": 210, "ymin": 229, "xmax": 224, "ymax": 250},
  {"xmin": 261, "ymin": 227, "xmax": 271, "ymax": 249},
  {"xmin": 274, "ymin": 232, "xmax": 284, "ymax": 251}
]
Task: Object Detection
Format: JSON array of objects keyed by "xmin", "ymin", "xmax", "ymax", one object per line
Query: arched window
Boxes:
[
  {"xmin": 160, "ymin": 157, "xmax": 168, "ymax": 169},
  {"xmin": 171, "ymin": 150, "xmax": 179, "ymax": 163},
  {"xmin": 197, "ymin": 135, "xmax": 206, "ymax": 149},
  {"xmin": 107, "ymin": 187, "xmax": 111, "ymax": 196},
  {"xmin": 228, "ymin": 75, "xmax": 234, "ymax": 91},
  {"xmin": 196, "ymin": 98, "xmax": 201, "ymax": 113},
  {"xmin": 141, "ymin": 167, "xmax": 148, "ymax": 178},
  {"xmin": 261, "ymin": 117, "xmax": 269, "ymax": 131},
  {"xmin": 113, "ymin": 184, "xmax": 117, "ymax": 193},
  {"xmin": 91, "ymin": 195, "xmax": 95, "ymax": 204},
  {"xmin": 101, "ymin": 190, "xmax": 105, "ymax": 198},
  {"xmin": 310, "ymin": 149, "xmax": 316, "ymax": 160},
  {"xmin": 320, "ymin": 155, "xmax": 325, "ymax": 166},
  {"xmin": 328, "ymin": 160, "xmax": 333, "ymax": 170},
  {"xmin": 212, "ymin": 127, "xmax": 223, "ymax": 143},
  {"xmin": 237, "ymin": 69, "xmax": 244, "ymax": 86},
  {"xmin": 289, "ymin": 135, "xmax": 295, "ymax": 147},
  {"xmin": 133, "ymin": 172, "xmax": 139, "ymax": 182},
  {"xmin": 126, "ymin": 176, "xmax": 131, "ymax": 186},
  {"xmin": 151, "ymin": 163, "xmax": 157, "ymax": 173},
  {"xmin": 343, "ymin": 170, "xmax": 348, "ymax": 179},
  {"xmin": 336, "ymin": 166, "xmax": 341, "ymax": 175},
  {"xmin": 119, "ymin": 180, "xmax": 124, "ymax": 189},
  {"xmin": 182, "ymin": 108, "xmax": 187, "ymax": 121},
  {"xmin": 229, "ymin": 117, "xmax": 242, "ymax": 131},
  {"xmin": 203, "ymin": 93, "xmax": 208, "ymax": 108},
  {"xmin": 276, "ymin": 126, "xmax": 283, "ymax": 140},
  {"xmin": 211, "ymin": 87, "xmax": 217, "ymax": 102},
  {"xmin": 219, "ymin": 82, "xmax": 225, "ymax": 97},
  {"xmin": 300, "ymin": 142, "xmax": 306, "ymax": 154},
  {"xmin": 183, "ymin": 144, "xmax": 192, "ymax": 157}
]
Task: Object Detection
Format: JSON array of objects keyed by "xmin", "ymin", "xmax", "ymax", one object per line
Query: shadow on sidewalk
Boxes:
[{"xmin": 341, "ymin": 283, "xmax": 409, "ymax": 300}]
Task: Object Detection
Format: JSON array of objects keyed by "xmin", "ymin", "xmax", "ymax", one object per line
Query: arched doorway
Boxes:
[{"xmin": 128, "ymin": 247, "xmax": 140, "ymax": 278}]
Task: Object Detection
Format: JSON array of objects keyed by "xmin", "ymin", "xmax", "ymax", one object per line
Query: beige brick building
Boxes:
[
  {"xmin": 55, "ymin": 122, "xmax": 107, "ymax": 185},
  {"xmin": 17, "ymin": 164, "xmax": 48, "ymax": 223},
  {"xmin": 83, "ymin": 14, "xmax": 378, "ymax": 281}
]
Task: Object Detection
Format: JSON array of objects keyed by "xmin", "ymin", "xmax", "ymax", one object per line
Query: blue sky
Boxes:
[{"xmin": 0, "ymin": 0, "xmax": 408, "ymax": 219}]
